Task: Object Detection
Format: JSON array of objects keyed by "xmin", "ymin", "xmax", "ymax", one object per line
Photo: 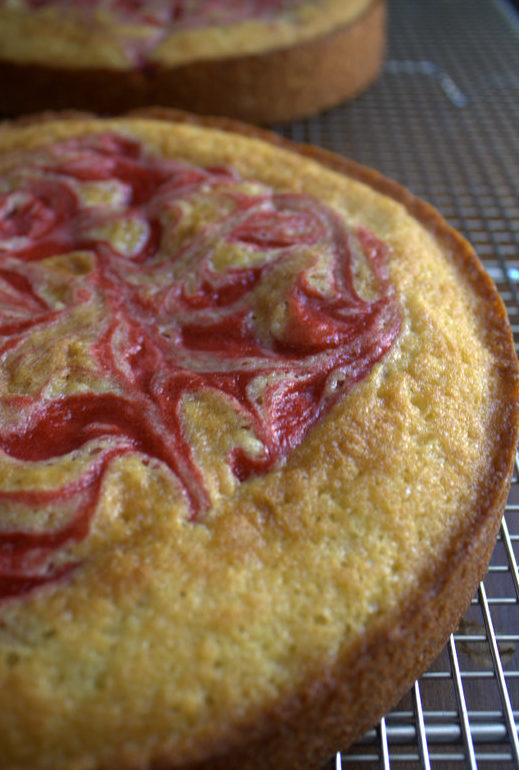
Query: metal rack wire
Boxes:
[{"xmin": 274, "ymin": 0, "xmax": 519, "ymax": 766}]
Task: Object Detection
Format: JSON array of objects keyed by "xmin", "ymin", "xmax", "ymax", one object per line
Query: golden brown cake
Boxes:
[
  {"xmin": 0, "ymin": 111, "xmax": 516, "ymax": 770},
  {"xmin": 0, "ymin": 0, "xmax": 385, "ymax": 122}
]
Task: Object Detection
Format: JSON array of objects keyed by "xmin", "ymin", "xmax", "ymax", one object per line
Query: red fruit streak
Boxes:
[{"xmin": 0, "ymin": 132, "xmax": 401, "ymax": 600}]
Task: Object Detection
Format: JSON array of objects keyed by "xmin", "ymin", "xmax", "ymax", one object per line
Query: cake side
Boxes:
[{"xmin": 0, "ymin": 115, "xmax": 516, "ymax": 770}]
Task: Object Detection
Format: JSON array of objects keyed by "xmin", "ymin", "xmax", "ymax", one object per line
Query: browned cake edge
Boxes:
[
  {"xmin": 0, "ymin": 108, "xmax": 517, "ymax": 770},
  {"xmin": 0, "ymin": 0, "xmax": 385, "ymax": 123}
]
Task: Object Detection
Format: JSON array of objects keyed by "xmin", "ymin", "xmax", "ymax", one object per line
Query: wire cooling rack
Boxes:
[{"xmin": 274, "ymin": 0, "xmax": 519, "ymax": 766}]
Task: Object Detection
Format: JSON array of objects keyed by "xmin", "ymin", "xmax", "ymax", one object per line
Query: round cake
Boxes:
[
  {"xmin": 0, "ymin": 0, "xmax": 385, "ymax": 122},
  {"xmin": 0, "ymin": 111, "xmax": 516, "ymax": 770}
]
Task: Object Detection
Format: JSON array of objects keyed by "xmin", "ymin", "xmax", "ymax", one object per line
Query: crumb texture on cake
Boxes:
[{"xmin": 0, "ymin": 116, "xmax": 516, "ymax": 770}]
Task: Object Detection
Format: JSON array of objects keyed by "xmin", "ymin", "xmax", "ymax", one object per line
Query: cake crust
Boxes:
[
  {"xmin": 0, "ymin": 0, "xmax": 385, "ymax": 122},
  {"xmin": 0, "ymin": 110, "xmax": 516, "ymax": 770}
]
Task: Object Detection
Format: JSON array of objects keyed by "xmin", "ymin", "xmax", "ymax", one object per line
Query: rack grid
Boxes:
[{"xmin": 274, "ymin": 1, "xmax": 519, "ymax": 766}]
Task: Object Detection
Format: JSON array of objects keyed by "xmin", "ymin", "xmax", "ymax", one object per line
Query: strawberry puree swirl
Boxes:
[
  {"xmin": 0, "ymin": 132, "xmax": 400, "ymax": 599},
  {"xmin": 3, "ymin": 0, "xmax": 309, "ymax": 66},
  {"xmin": 20, "ymin": 0, "xmax": 304, "ymax": 27}
]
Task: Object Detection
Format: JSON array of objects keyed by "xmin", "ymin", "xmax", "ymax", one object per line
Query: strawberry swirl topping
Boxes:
[
  {"xmin": 0, "ymin": 131, "xmax": 400, "ymax": 599},
  {"xmin": 2, "ymin": 0, "xmax": 310, "ymax": 66},
  {"xmin": 16, "ymin": 0, "xmax": 305, "ymax": 28}
]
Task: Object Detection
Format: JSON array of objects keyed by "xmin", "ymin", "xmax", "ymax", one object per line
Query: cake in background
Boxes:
[{"xmin": 0, "ymin": 0, "xmax": 386, "ymax": 122}]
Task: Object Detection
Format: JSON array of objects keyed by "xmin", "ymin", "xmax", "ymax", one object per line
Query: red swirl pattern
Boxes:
[
  {"xmin": 20, "ymin": 0, "xmax": 303, "ymax": 27},
  {"xmin": 4, "ymin": 0, "xmax": 308, "ymax": 66},
  {"xmin": 0, "ymin": 132, "xmax": 401, "ymax": 600}
]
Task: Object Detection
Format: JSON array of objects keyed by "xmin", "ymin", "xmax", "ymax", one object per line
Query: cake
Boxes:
[
  {"xmin": 0, "ymin": 0, "xmax": 385, "ymax": 123},
  {"xmin": 0, "ymin": 111, "xmax": 516, "ymax": 770}
]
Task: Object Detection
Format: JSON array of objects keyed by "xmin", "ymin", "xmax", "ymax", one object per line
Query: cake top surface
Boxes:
[
  {"xmin": 4, "ymin": 0, "xmax": 307, "ymax": 25},
  {"xmin": 0, "ymin": 115, "xmax": 516, "ymax": 770},
  {"xmin": 0, "ymin": 0, "xmax": 374, "ymax": 67}
]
